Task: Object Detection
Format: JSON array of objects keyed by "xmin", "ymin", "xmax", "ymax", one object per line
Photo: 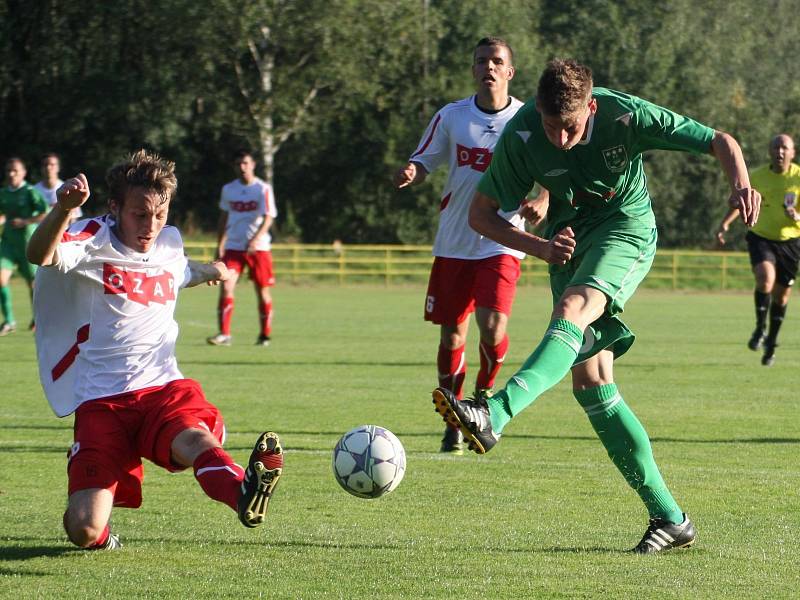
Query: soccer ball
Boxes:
[{"xmin": 332, "ymin": 425, "xmax": 406, "ymax": 499}]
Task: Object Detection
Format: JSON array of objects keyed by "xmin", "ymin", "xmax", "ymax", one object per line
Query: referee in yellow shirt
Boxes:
[{"xmin": 718, "ymin": 134, "xmax": 800, "ymax": 366}]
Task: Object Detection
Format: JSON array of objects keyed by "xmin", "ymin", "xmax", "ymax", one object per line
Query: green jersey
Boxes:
[
  {"xmin": 478, "ymin": 87, "xmax": 715, "ymax": 235},
  {"xmin": 0, "ymin": 182, "xmax": 48, "ymax": 242}
]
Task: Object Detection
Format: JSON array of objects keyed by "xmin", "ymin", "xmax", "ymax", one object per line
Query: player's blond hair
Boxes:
[
  {"xmin": 106, "ymin": 149, "xmax": 177, "ymax": 207},
  {"xmin": 536, "ymin": 59, "xmax": 593, "ymax": 117}
]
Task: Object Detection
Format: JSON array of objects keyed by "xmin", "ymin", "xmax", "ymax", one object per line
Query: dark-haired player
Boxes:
[
  {"xmin": 394, "ymin": 37, "xmax": 548, "ymax": 454},
  {"xmin": 433, "ymin": 59, "xmax": 760, "ymax": 553}
]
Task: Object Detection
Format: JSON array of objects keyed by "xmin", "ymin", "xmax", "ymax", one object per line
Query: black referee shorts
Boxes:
[{"xmin": 746, "ymin": 231, "xmax": 800, "ymax": 287}]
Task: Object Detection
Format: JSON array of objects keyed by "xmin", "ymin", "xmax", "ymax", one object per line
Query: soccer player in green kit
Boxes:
[
  {"xmin": 0, "ymin": 157, "xmax": 48, "ymax": 335},
  {"xmin": 432, "ymin": 59, "xmax": 761, "ymax": 553}
]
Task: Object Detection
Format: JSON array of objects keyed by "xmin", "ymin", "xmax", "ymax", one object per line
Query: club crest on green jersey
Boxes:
[{"xmin": 602, "ymin": 145, "xmax": 628, "ymax": 172}]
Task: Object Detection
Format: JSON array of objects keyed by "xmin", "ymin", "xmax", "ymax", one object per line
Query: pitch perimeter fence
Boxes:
[{"xmin": 184, "ymin": 243, "xmax": 753, "ymax": 291}]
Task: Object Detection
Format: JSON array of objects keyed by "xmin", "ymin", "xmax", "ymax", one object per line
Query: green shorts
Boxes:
[
  {"xmin": 0, "ymin": 237, "xmax": 37, "ymax": 281},
  {"xmin": 549, "ymin": 218, "xmax": 657, "ymax": 364}
]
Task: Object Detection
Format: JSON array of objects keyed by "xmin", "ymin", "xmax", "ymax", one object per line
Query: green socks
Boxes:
[
  {"xmin": 488, "ymin": 318, "xmax": 583, "ymax": 433},
  {"xmin": 575, "ymin": 383, "xmax": 683, "ymax": 523},
  {"xmin": 0, "ymin": 285, "xmax": 13, "ymax": 324},
  {"xmin": 484, "ymin": 317, "xmax": 682, "ymax": 524}
]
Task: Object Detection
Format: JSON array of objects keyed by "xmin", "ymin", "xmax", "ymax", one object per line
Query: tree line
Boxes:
[{"xmin": 2, "ymin": 0, "xmax": 798, "ymax": 249}]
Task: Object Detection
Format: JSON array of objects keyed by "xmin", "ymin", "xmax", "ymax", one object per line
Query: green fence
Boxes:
[{"xmin": 183, "ymin": 242, "xmax": 754, "ymax": 290}]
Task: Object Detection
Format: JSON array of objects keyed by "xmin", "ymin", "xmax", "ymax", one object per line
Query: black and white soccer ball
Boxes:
[{"xmin": 332, "ymin": 425, "xmax": 406, "ymax": 499}]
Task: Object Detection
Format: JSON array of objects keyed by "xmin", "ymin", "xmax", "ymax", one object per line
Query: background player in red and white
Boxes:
[
  {"xmin": 393, "ymin": 37, "xmax": 548, "ymax": 454},
  {"xmin": 27, "ymin": 150, "xmax": 284, "ymax": 550},
  {"xmin": 33, "ymin": 152, "xmax": 82, "ymax": 224},
  {"xmin": 207, "ymin": 149, "xmax": 277, "ymax": 347}
]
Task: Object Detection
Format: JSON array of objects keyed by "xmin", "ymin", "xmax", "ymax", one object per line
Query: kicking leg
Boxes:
[
  {"xmin": 173, "ymin": 427, "xmax": 283, "ymax": 528},
  {"xmin": 433, "ymin": 285, "xmax": 605, "ymax": 453}
]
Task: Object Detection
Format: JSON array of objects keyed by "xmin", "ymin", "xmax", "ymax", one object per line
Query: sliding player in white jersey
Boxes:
[
  {"xmin": 393, "ymin": 37, "xmax": 548, "ymax": 454},
  {"xmin": 27, "ymin": 150, "xmax": 283, "ymax": 550},
  {"xmin": 207, "ymin": 149, "xmax": 278, "ymax": 347}
]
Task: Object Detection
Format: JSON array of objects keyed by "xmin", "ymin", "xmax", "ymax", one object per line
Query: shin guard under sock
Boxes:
[
  {"xmin": 193, "ymin": 447, "xmax": 245, "ymax": 511},
  {"xmin": 437, "ymin": 343, "xmax": 466, "ymax": 399},
  {"xmin": 476, "ymin": 335, "xmax": 509, "ymax": 391},
  {"xmin": 488, "ymin": 319, "xmax": 583, "ymax": 433},
  {"xmin": 574, "ymin": 383, "xmax": 683, "ymax": 523}
]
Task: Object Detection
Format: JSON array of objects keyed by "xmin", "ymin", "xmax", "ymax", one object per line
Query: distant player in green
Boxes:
[
  {"xmin": 717, "ymin": 134, "xmax": 800, "ymax": 366},
  {"xmin": 432, "ymin": 59, "xmax": 761, "ymax": 553},
  {"xmin": 0, "ymin": 157, "xmax": 48, "ymax": 335}
]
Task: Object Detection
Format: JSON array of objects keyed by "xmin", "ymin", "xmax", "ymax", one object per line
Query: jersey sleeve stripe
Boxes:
[
  {"xmin": 411, "ymin": 114, "xmax": 442, "ymax": 159},
  {"xmin": 61, "ymin": 219, "xmax": 101, "ymax": 242},
  {"xmin": 51, "ymin": 323, "xmax": 90, "ymax": 382}
]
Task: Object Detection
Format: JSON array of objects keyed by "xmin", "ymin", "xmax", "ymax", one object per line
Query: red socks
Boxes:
[
  {"xmin": 258, "ymin": 301, "xmax": 272, "ymax": 337},
  {"xmin": 193, "ymin": 447, "xmax": 244, "ymax": 511},
  {"xmin": 437, "ymin": 344, "xmax": 466, "ymax": 399},
  {"xmin": 476, "ymin": 335, "xmax": 509, "ymax": 391},
  {"xmin": 218, "ymin": 297, "xmax": 234, "ymax": 336},
  {"xmin": 84, "ymin": 523, "xmax": 110, "ymax": 549}
]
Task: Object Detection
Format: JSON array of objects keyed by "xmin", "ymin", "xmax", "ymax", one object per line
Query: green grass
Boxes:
[{"xmin": 1, "ymin": 279, "xmax": 799, "ymax": 598}]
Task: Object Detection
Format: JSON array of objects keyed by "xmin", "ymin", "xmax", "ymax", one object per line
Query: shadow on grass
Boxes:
[
  {"xmin": 180, "ymin": 359, "xmax": 430, "ymax": 368},
  {"xmin": 129, "ymin": 535, "xmax": 398, "ymax": 551},
  {"xmin": 222, "ymin": 430, "xmax": 800, "ymax": 447},
  {"xmin": 0, "ymin": 566, "xmax": 53, "ymax": 576},
  {"xmin": 1, "ymin": 424, "xmax": 71, "ymax": 431},
  {"xmin": 0, "ymin": 541, "xmax": 76, "ymax": 561},
  {"xmin": 507, "ymin": 434, "xmax": 800, "ymax": 445},
  {"xmin": 0, "ymin": 445, "xmax": 67, "ymax": 453}
]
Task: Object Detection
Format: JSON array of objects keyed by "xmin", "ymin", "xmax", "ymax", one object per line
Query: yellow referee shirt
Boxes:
[{"xmin": 750, "ymin": 163, "xmax": 800, "ymax": 241}]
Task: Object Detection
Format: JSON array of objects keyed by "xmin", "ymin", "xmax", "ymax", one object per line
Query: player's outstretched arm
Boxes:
[
  {"xmin": 469, "ymin": 191, "xmax": 575, "ymax": 265},
  {"xmin": 711, "ymin": 131, "xmax": 761, "ymax": 227},
  {"xmin": 393, "ymin": 161, "xmax": 428, "ymax": 189},
  {"xmin": 27, "ymin": 174, "xmax": 90, "ymax": 266},
  {"xmin": 186, "ymin": 259, "xmax": 230, "ymax": 288}
]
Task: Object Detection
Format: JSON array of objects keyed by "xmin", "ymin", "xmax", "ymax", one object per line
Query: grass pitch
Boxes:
[{"xmin": 1, "ymin": 280, "xmax": 799, "ymax": 598}]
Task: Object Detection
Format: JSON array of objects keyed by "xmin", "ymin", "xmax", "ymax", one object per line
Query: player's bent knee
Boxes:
[
  {"xmin": 63, "ymin": 510, "xmax": 107, "ymax": 547},
  {"xmin": 171, "ymin": 427, "xmax": 222, "ymax": 466}
]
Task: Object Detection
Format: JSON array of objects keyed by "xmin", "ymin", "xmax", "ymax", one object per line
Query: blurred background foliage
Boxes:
[{"xmin": 2, "ymin": 0, "xmax": 798, "ymax": 248}]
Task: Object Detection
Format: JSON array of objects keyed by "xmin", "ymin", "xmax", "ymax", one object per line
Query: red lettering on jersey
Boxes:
[
  {"xmin": 103, "ymin": 264, "xmax": 176, "ymax": 306},
  {"xmin": 61, "ymin": 220, "xmax": 101, "ymax": 242},
  {"xmin": 456, "ymin": 144, "xmax": 493, "ymax": 172},
  {"xmin": 229, "ymin": 200, "xmax": 259, "ymax": 212}
]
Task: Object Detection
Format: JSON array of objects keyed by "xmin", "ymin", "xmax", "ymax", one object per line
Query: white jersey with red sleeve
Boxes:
[
  {"xmin": 34, "ymin": 179, "xmax": 84, "ymax": 218},
  {"xmin": 33, "ymin": 215, "xmax": 191, "ymax": 417},
  {"xmin": 219, "ymin": 177, "xmax": 277, "ymax": 252},
  {"xmin": 410, "ymin": 95, "xmax": 526, "ymax": 260}
]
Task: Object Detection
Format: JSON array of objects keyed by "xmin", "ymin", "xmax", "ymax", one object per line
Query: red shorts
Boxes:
[
  {"xmin": 67, "ymin": 379, "xmax": 225, "ymax": 508},
  {"xmin": 424, "ymin": 254, "xmax": 521, "ymax": 325},
  {"xmin": 222, "ymin": 249, "xmax": 275, "ymax": 287}
]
